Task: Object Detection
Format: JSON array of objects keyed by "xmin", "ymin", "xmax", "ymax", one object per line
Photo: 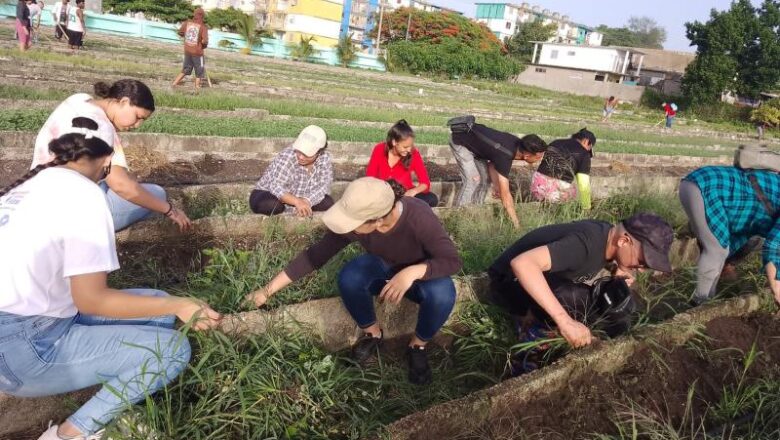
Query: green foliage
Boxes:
[
  {"xmin": 336, "ymin": 33, "xmax": 358, "ymax": 68},
  {"xmin": 102, "ymin": 0, "xmax": 194, "ymax": 23},
  {"xmin": 217, "ymin": 39, "xmax": 237, "ymax": 50},
  {"xmin": 204, "ymin": 7, "xmax": 248, "ymax": 33},
  {"xmin": 371, "ymin": 7, "xmax": 503, "ymax": 52},
  {"xmin": 234, "ymin": 13, "xmax": 262, "ymax": 54},
  {"xmin": 751, "ymin": 98, "xmax": 780, "ymax": 127},
  {"xmin": 290, "ymin": 35, "xmax": 320, "ymax": 62},
  {"xmin": 683, "ymin": 0, "xmax": 780, "ymax": 104},
  {"xmin": 386, "ymin": 38, "xmax": 521, "ymax": 80},
  {"xmin": 597, "ymin": 16, "xmax": 667, "ymax": 48},
  {"xmin": 505, "ymin": 19, "xmax": 557, "ymax": 62}
]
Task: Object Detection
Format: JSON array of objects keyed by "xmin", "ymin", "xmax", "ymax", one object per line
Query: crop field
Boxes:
[{"xmin": 1, "ymin": 16, "xmax": 779, "ymax": 440}]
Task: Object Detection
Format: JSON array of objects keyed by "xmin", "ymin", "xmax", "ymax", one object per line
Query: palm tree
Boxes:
[
  {"xmin": 235, "ymin": 14, "xmax": 261, "ymax": 55},
  {"xmin": 336, "ymin": 33, "xmax": 357, "ymax": 68},
  {"xmin": 290, "ymin": 36, "xmax": 319, "ymax": 61}
]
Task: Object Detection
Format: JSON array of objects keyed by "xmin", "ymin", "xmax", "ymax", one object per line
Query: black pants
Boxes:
[
  {"xmin": 249, "ymin": 190, "xmax": 335, "ymax": 216},
  {"xmin": 414, "ymin": 192, "xmax": 439, "ymax": 208},
  {"xmin": 55, "ymin": 23, "xmax": 66, "ymax": 39},
  {"xmin": 488, "ymin": 274, "xmax": 594, "ymax": 325}
]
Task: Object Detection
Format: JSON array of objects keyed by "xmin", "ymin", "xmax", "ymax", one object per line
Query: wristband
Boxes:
[{"xmin": 164, "ymin": 203, "xmax": 174, "ymax": 217}]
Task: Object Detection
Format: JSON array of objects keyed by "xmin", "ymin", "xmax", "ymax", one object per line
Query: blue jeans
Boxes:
[
  {"xmin": 0, "ymin": 289, "xmax": 191, "ymax": 435},
  {"xmin": 337, "ymin": 254, "xmax": 456, "ymax": 341},
  {"xmin": 449, "ymin": 139, "xmax": 490, "ymax": 207},
  {"xmin": 666, "ymin": 116, "xmax": 674, "ymax": 128},
  {"xmin": 99, "ymin": 182, "xmax": 167, "ymax": 232}
]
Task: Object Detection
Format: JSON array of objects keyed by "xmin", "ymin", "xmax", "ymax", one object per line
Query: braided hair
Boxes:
[{"xmin": 0, "ymin": 117, "xmax": 114, "ymax": 198}]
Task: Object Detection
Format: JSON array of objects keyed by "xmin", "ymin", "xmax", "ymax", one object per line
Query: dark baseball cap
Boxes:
[{"xmin": 622, "ymin": 212, "xmax": 674, "ymax": 273}]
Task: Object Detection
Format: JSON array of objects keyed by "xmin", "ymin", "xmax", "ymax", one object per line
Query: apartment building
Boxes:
[
  {"xmin": 191, "ymin": 0, "xmax": 260, "ymax": 15},
  {"xmin": 475, "ymin": 2, "xmax": 602, "ymax": 46}
]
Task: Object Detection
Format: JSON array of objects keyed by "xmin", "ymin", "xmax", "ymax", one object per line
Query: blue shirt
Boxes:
[{"xmin": 684, "ymin": 166, "xmax": 780, "ymax": 277}]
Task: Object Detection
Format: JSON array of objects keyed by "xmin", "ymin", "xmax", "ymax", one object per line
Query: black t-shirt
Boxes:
[
  {"xmin": 488, "ymin": 220, "xmax": 612, "ymax": 284},
  {"xmin": 535, "ymin": 138, "xmax": 592, "ymax": 183},
  {"xmin": 451, "ymin": 124, "xmax": 520, "ymax": 178}
]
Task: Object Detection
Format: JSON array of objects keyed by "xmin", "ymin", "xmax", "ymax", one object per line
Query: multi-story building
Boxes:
[
  {"xmin": 191, "ymin": 0, "xmax": 261, "ymax": 15},
  {"xmin": 475, "ymin": 2, "xmax": 601, "ymax": 46}
]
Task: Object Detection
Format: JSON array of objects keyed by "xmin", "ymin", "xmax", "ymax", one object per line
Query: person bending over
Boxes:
[
  {"xmin": 531, "ymin": 128, "xmax": 596, "ymax": 210},
  {"xmin": 249, "ymin": 125, "xmax": 334, "ymax": 216},
  {"xmin": 246, "ymin": 178, "xmax": 462, "ymax": 385}
]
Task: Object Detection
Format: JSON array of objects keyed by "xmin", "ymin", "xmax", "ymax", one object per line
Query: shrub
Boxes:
[
  {"xmin": 234, "ymin": 14, "xmax": 263, "ymax": 55},
  {"xmin": 751, "ymin": 98, "xmax": 780, "ymax": 128},
  {"xmin": 336, "ymin": 33, "xmax": 357, "ymax": 68},
  {"xmin": 386, "ymin": 38, "xmax": 521, "ymax": 80},
  {"xmin": 204, "ymin": 7, "xmax": 248, "ymax": 33},
  {"xmin": 290, "ymin": 36, "xmax": 319, "ymax": 62}
]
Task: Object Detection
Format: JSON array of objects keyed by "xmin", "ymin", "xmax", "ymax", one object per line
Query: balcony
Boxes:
[{"xmin": 268, "ymin": 12, "xmax": 287, "ymax": 30}]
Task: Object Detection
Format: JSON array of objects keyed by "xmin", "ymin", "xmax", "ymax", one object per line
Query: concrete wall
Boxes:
[{"xmin": 512, "ymin": 65, "xmax": 645, "ymax": 102}]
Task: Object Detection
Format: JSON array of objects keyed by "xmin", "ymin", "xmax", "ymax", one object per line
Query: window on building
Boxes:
[
  {"xmin": 567, "ymin": 51, "xmax": 576, "ymax": 56},
  {"xmin": 535, "ymin": 67, "xmax": 547, "ymax": 73},
  {"xmin": 550, "ymin": 50, "xmax": 559, "ymax": 59},
  {"xmin": 506, "ymin": 21, "xmax": 511, "ymax": 29},
  {"xmin": 594, "ymin": 74, "xmax": 605, "ymax": 81}
]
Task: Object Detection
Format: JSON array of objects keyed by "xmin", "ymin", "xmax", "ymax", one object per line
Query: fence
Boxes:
[{"xmin": 1, "ymin": 4, "xmax": 386, "ymax": 71}]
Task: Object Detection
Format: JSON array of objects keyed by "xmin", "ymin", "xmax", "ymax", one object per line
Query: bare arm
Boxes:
[
  {"xmin": 245, "ymin": 270, "xmax": 293, "ymax": 307},
  {"xmin": 71, "ymin": 272, "xmax": 220, "ymax": 330},
  {"xmin": 488, "ymin": 163, "xmax": 520, "ymax": 228},
  {"xmin": 404, "ymin": 183, "xmax": 429, "ymax": 197},
  {"xmin": 104, "ymin": 166, "xmax": 191, "ymax": 230},
  {"xmin": 510, "ymin": 246, "xmax": 593, "ymax": 347},
  {"xmin": 765, "ymin": 262, "xmax": 780, "ymax": 307}
]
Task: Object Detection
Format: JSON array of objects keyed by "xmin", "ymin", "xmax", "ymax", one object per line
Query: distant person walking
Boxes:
[
  {"xmin": 601, "ymin": 96, "xmax": 618, "ymax": 122},
  {"xmin": 662, "ymin": 102, "xmax": 677, "ymax": 130},
  {"xmin": 51, "ymin": 0, "xmax": 69, "ymax": 40},
  {"xmin": 15, "ymin": 0, "xmax": 31, "ymax": 52},
  {"xmin": 172, "ymin": 8, "xmax": 209, "ymax": 89},
  {"xmin": 28, "ymin": 0, "xmax": 44, "ymax": 44},
  {"xmin": 66, "ymin": 0, "xmax": 85, "ymax": 53}
]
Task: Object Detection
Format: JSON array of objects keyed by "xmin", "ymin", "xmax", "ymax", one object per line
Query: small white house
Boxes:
[{"xmin": 531, "ymin": 42, "xmax": 644, "ymax": 83}]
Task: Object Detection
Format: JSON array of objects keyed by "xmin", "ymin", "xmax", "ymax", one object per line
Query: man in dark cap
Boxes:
[{"xmin": 488, "ymin": 212, "xmax": 674, "ymax": 348}]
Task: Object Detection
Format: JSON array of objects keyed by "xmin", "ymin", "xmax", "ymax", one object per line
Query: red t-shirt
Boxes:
[
  {"xmin": 366, "ymin": 142, "xmax": 431, "ymax": 192},
  {"xmin": 664, "ymin": 104, "xmax": 676, "ymax": 117}
]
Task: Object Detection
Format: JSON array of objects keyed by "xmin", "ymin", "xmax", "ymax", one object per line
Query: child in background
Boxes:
[
  {"xmin": 601, "ymin": 96, "xmax": 618, "ymax": 122},
  {"xmin": 662, "ymin": 102, "xmax": 677, "ymax": 130}
]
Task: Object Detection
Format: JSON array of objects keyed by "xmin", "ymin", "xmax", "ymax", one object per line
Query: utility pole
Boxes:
[
  {"xmin": 375, "ymin": 0, "xmax": 385, "ymax": 52},
  {"xmin": 405, "ymin": 0, "xmax": 413, "ymax": 40}
]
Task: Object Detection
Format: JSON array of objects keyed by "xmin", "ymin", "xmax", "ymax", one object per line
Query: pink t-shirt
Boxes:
[{"xmin": 31, "ymin": 93, "xmax": 127, "ymax": 170}]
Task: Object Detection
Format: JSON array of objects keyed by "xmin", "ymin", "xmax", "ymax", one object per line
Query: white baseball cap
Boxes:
[
  {"xmin": 292, "ymin": 125, "xmax": 327, "ymax": 157},
  {"xmin": 322, "ymin": 177, "xmax": 395, "ymax": 234}
]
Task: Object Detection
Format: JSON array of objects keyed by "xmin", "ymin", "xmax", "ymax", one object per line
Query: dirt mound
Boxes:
[{"xmin": 440, "ymin": 313, "xmax": 780, "ymax": 440}]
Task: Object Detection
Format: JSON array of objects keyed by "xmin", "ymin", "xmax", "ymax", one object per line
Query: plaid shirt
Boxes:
[
  {"xmin": 684, "ymin": 166, "xmax": 780, "ymax": 277},
  {"xmin": 255, "ymin": 147, "xmax": 333, "ymax": 212}
]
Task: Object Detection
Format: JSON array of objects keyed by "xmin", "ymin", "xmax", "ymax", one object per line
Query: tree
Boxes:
[
  {"xmin": 290, "ymin": 36, "xmax": 319, "ymax": 62},
  {"xmin": 103, "ymin": 0, "xmax": 194, "ymax": 23},
  {"xmin": 596, "ymin": 16, "xmax": 666, "ymax": 49},
  {"xmin": 369, "ymin": 7, "xmax": 503, "ymax": 52},
  {"xmin": 683, "ymin": 0, "xmax": 780, "ymax": 103},
  {"xmin": 235, "ymin": 14, "xmax": 263, "ymax": 55},
  {"xmin": 505, "ymin": 19, "xmax": 557, "ymax": 62},
  {"xmin": 336, "ymin": 33, "xmax": 358, "ymax": 67},
  {"xmin": 205, "ymin": 7, "xmax": 248, "ymax": 33},
  {"xmin": 751, "ymin": 98, "xmax": 780, "ymax": 127}
]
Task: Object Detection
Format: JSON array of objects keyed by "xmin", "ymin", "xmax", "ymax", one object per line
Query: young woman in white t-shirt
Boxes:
[
  {"xmin": 33, "ymin": 79, "xmax": 192, "ymax": 232},
  {"xmin": 0, "ymin": 117, "xmax": 221, "ymax": 440}
]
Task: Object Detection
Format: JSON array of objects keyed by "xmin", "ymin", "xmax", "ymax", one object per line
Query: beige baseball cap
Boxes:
[
  {"xmin": 292, "ymin": 125, "xmax": 327, "ymax": 157},
  {"xmin": 322, "ymin": 177, "xmax": 395, "ymax": 234}
]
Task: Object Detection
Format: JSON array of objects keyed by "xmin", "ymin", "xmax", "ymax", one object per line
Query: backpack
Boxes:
[
  {"xmin": 734, "ymin": 144, "xmax": 780, "ymax": 218},
  {"xmin": 447, "ymin": 115, "xmax": 514, "ymax": 157},
  {"xmin": 549, "ymin": 276, "xmax": 637, "ymax": 338}
]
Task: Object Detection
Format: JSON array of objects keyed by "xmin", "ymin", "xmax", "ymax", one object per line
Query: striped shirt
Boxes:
[{"xmin": 684, "ymin": 166, "xmax": 780, "ymax": 276}]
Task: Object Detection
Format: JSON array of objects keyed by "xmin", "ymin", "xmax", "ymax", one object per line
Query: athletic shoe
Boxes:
[
  {"xmin": 37, "ymin": 424, "xmax": 105, "ymax": 440},
  {"xmin": 351, "ymin": 332, "xmax": 383, "ymax": 364},
  {"xmin": 406, "ymin": 345, "xmax": 432, "ymax": 385}
]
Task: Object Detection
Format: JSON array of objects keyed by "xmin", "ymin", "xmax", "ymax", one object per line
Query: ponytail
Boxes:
[
  {"xmin": 94, "ymin": 79, "xmax": 155, "ymax": 112},
  {"xmin": 385, "ymin": 119, "xmax": 415, "ymax": 169},
  {"xmin": 386, "ymin": 179, "xmax": 406, "ymax": 203},
  {"xmin": 0, "ymin": 118, "xmax": 113, "ymax": 197}
]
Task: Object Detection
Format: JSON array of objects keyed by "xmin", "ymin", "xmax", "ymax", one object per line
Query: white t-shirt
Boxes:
[
  {"xmin": 0, "ymin": 168, "xmax": 119, "ymax": 318},
  {"xmin": 32, "ymin": 93, "xmax": 128, "ymax": 170},
  {"xmin": 52, "ymin": 1, "xmax": 70, "ymax": 25}
]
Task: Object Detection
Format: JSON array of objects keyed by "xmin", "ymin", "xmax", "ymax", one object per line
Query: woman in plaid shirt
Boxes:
[
  {"xmin": 249, "ymin": 125, "xmax": 334, "ymax": 216},
  {"xmin": 680, "ymin": 166, "xmax": 780, "ymax": 306}
]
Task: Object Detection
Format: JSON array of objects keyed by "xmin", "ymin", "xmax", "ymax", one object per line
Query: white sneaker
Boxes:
[{"xmin": 37, "ymin": 423, "xmax": 105, "ymax": 440}]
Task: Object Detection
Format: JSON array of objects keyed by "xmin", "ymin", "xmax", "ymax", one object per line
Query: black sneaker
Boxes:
[
  {"xmin": 352, "ymin": 332, "xmax": 382, "ymax": 364},
  {"xmin": 406, "ymin": 345, "xmax": 432, "ymax": 385}
]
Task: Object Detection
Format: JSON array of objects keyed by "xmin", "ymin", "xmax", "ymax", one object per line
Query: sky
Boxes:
[{"xmin": 432, "ymin": 0, "xmax": 745, "ymax": 52}]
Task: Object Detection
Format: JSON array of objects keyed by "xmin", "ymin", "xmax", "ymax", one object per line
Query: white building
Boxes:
[
  {"xmin": 531, "ymin": 42, "xmax": 644, "ymax": 83},
  {"xmin": 191, "ymin": 0, "xmax": 261, "ymax": 15},
  {"xmin": 384, "ymin": 0, "xmax": 461, "ymax": 13},
  {"xmin": 475, "ymin": 2, "xmax": 601, "ymax": 46}
]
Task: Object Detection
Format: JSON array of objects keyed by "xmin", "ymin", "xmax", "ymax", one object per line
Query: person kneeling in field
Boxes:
[
  {"xmin": 447, "ymin": 116, "xmax": 547, "ymax": 228},
  {"xmin": 246, "ymin": 177, "xmax": 462, "ymax": 385},
  {"xmin": 531, "ymin": 128, "xmax": 596, "ymax": 210},
  {"xmin": 680, "ymin": 165, "xmax": 780, "ymax": 307},
  {"xmin": 0, "ymin": 118, "xmax": 220, "ymax": 440},
  {"xmin": 249, "ymin": 125, "xmax": 334, "ymax": 217},
  {"xmin": 488, "ymin": 213, "xmax": 674, "ymax": 349}
]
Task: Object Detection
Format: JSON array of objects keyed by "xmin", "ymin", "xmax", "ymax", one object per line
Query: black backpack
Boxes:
[{"xmin": 447, "ymin": 115, "xmax": 514, "ymax": 157}]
